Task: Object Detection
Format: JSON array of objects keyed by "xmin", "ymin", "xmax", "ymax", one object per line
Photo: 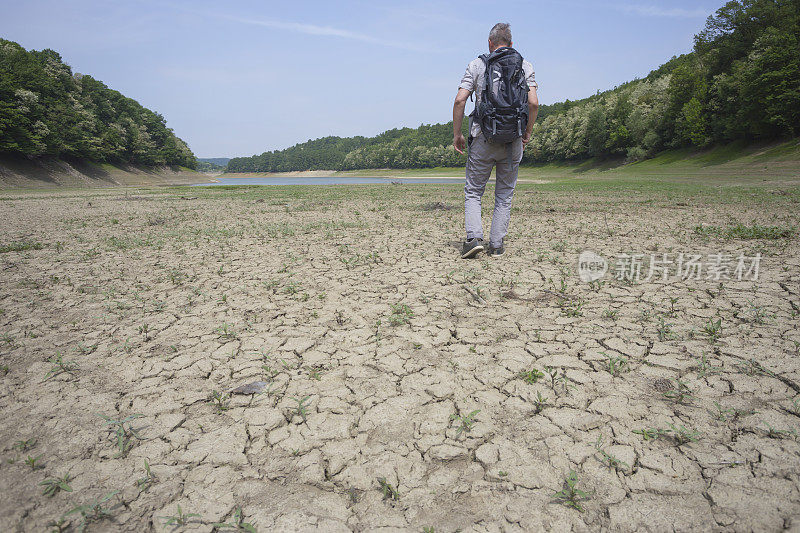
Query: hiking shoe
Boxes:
[
  {"xmin": 461, "ymin": 238, "xmax": 485, "ymax": 259},
  {"xmin": 487, "ymin": 245, "xmax": 505, "ymax": 257}
]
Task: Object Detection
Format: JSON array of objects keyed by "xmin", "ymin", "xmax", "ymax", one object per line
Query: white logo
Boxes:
[{"xmin": 578, "ymin": 250, "xmax": 607, "ymax": 282}]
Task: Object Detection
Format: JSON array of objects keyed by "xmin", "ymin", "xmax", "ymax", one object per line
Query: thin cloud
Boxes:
[
  {"xmin": 613, "ymin": 4, "xmax": 711, "ymax": 18},
  {"xmin": 169, "ymin": 5, "xmax": 427, "ymax": 52}
]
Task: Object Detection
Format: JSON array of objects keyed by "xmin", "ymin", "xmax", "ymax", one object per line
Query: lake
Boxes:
[{"xmin": 193, "ymin": 176, "xmax": 464, "ymax": 186}]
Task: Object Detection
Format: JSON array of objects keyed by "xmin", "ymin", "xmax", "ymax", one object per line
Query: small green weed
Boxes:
[
  {"xmin": 209, "ymin": 390, "xmax": 231, "ymax": 412},
  {"xmin": 604, "ymin": 353, "xmax": 629, "ymax": 376},
  {"xmin": 160, "ymin": 504, "xmax": 200, "ymax": 528},
  {"xmin": 97, "ymin": 413, "xmax": 144, "ymax": 457},
  {"xmin": 533, "ymin": 391, "xmax": 549, "ymax": 414},
  {"xmin": 594, "ymin": 436, "xmax": 629, "ymax": 472},
  {"xmin": 25, "ymin": 454, "xmax": 44, "ymax": 470},
  {"xmin": 377, "ymin": 477, "xmax": 400, "ymax": 501},
  {"xmin": 450, "ymin": 409, "xmax": 480, "ymax": 437},
  {"xmin": 40, "ymin": 473, "xmax": 73, "ymax": 497},
  {"xmin": 0, "ymin": 241, "xmax": 43, "ymax": 253},
  {"xmin": 518, "ymin": 368, "xmax": 544, "ymax": 384},
  {"xmin": 662, "ymin": 379, "xmax": 694, "ymax": 404},
  {"xmin": 64, "ymin": 491, "xmax": 119, "ymax": 532},
  {"xmin": 697, "ymin": 353, "xmax": 722, "ymax": 378},
  {"xmin": 388, "ymin": 303, "xmax": 414, "ymax": 326},
  {"xmin": 213, "ymin": 506, "xmax": 257, "ymax": 532},
  {"xmin": 43, "ymin": 353, "xmax": 79, "ymax": 381},
  {"xmin": 136, "ymin": 460, "xmax": 157, "ymax": 491},
  {"xmin": 552, "ymin": 470, "xmax": 590, "ymax": 512},
  {"xmin": 13, "ymin": 438, "xmax": 37, "ymax": 452},
  {"xmin": 290, "ymin": 395, "xmax": 311, "ymax": 422},
  {"xmin": 703, "ymin": 317, "xmax": 722, "ymax": 343}
]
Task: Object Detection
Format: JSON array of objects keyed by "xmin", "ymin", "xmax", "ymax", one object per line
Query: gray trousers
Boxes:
[{"xmin": 464, "ymin": 132, "xmax": 524, "ymax": 248}]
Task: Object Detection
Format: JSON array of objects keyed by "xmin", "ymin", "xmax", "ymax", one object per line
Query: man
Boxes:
[{"xmin": 453, "ymin": 22, "xmax": 539, "ymax": 258}]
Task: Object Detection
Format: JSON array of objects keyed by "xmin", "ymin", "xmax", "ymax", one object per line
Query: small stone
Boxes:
[{"xmin": 230, "ymin": 381, "xmax": 269, "ymax": 395}]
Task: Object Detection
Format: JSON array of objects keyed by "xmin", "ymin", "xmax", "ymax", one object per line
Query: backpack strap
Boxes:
[{"xmin": 477, "ymin": 54, "xmax": 489, "ymax": 106}]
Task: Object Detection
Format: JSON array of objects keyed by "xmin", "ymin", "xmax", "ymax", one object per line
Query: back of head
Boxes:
[{"xmin": 489, "ymin": 23, "xmax": 512, "ymax": 48}]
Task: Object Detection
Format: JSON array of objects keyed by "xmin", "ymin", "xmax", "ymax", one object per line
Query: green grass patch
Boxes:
[
  {"xmin": 0, "ymin": 241, "xmax": 44, "ymax": 253},
  {"xmin": 695, "ymin": 223, "xmax": 795, "ymax": 240}
]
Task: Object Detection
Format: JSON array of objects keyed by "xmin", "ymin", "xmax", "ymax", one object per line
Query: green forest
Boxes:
[
  {"xmin": 228, "ymin": 0, "xmax": 800, "ymax": 173},
  {"xmin": 0, "ymin": 39, "xmax": 196, "ymax": 168}
]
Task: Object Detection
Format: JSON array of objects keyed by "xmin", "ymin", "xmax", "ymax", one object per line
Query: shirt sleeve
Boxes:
[
  {"xmin": 459, "ymin": 62, "xmax": 475, "ymax": 92},
  {"xmin": 525, "ymin": 63, "xmax": 538, "ymax": 90}
]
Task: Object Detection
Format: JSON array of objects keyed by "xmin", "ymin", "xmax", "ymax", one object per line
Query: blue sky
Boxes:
[{"xmin": 0, "ymin": 0, "xmax": 723, "ymax": 157}]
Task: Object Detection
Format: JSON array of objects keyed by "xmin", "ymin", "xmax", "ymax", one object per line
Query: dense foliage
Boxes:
[
  {"xmin": 196, "ymin": 160, "xmax": 226, "ymax": 172},
  {"xmin": 0, "ymin": 39, "xmax": 196, "ymax": 168},
  {"xmin": 229, "ymin": 0, "xmax": 799, "ymax": 172}
]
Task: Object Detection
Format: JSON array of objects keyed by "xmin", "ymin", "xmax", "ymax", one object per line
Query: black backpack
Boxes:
[{"xmin": 473, "ymin": 47, "xmax": 529, "ymax": 144}]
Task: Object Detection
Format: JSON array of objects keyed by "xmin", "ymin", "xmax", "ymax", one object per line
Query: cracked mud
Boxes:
[{"xmin": 1, "ymin": 183, "xmax": 799, "ymax": 531}]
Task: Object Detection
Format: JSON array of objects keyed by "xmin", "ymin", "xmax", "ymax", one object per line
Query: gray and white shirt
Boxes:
[{"xmin": 459, "ymin": 56, "xmax": 538, "ymax": 138}]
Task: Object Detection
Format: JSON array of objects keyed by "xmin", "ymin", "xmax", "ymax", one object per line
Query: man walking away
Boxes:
[{"xmin": 453, "ymin": 23, "xmax": 539, "ymax": 259}]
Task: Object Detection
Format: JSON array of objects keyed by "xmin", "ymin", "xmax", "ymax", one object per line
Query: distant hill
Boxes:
[
  {"xmin": 196, "ymin": 158, "xmax": 228, "ymax": 172},
  {"xmin": 0, "ymin": 38, "xmax": 196, "ymax": 169},
  {"xmin": 198, "ymin": 157, "xmax": 230, "ymax": 167},
  {"xmin": 228, "ymin": 0, "xmax": 799, "ymax": 173}
]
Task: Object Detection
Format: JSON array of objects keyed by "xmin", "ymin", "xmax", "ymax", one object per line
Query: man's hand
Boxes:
[
  {"xmin": 454, "ymin": 133, "xmax": 467, "ymax": 154},
  {"xmin": 522, "ymin": 86, "xmax": 539, "ymax": 147}
]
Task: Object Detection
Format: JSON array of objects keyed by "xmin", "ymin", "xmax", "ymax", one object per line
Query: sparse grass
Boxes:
[
  {"xmin": 290, "ymin": 395, "xmax": 311, "ymax": 422},
  {"xmin": 377, "ymin": 477, "xmax": 400, "ymax": 501},
  {"xmin": 209, "ymin": 390, "xmax": 231, "ymax": 412},
  {"xmin": 662, "ymin": 379, "xmax": 694, "ymax": 404},
  {"xmin": 667, "ymin": 423, "xmax": 701, "ymax": 445},
  {"xmin": 97, "ymin": 413, "xmax": 144, "ymax": 457},
  {"xmin": 762, "ymin": 421, "xmax": 797, "ymax": 439},
  {"xmin": 450, "ymin": 409, "xmax": 480, "ymax": 437},
  {"xmin": 633, "ymin": 424, "xmax": 700, "ymax": 445},
  {"xmin": 518, "ymin": 368, "xmax": 544, "ymax": 384},
  {"xmin": 603, "ymin": 353, "xmax": 629, "ymax": 376},
  {"xmin": 160, "ymin": 504, "xmax": 200, "ymax": 528},
  {"xmin": 214, "ymin": 323, "xmax": 238, "ymax": 339},
  {"xmin": 213, "ymin": 506, "xmax": 257, "ymax": 532},
  {"xmin": 602, "ymin": 308, "xmax": 618, "ymax": 320},
  {"xmin": 40, "ymin": 473, "xmax": 73, "ymax": 497},
  {"xmin": 694, "ymin": 223, "xmax": 795, "ymax": 240},
  {"xmin": 25, "ymin": 454, "xmax": 44, "ymax": 470},
  {"xmin": 43, "ymin": 353, "xmax": 78, "ymax": 381},
  {"xmin": 136, "ymin": 460, "xmax": 157, "ymax": 491},
  {"xmin": 594, "ymin": 436, "xmax": 629, "ymax": 472},
  {"xmin": 64, "ymin": 491, "xmax": 119, "ymax": 532},
  {"xmin": 0, "ymin": 241, "xmax": 44, "ymax": 253},
  {"xmin": 697, "ymin": 353, "xmax": 723, "ymax": 378},
  {"xmin": 559, "ymin": 298, "xmax": 583, "ymax": 317},
  {"xmin": 703, "ymin": 317, "xmax": 722, "ymax": 343},
  {"xmin": 388, "ymin": 303, "xmax": 414, "ymax": 326},
  {"xmin": 533, "ymin": 391, "xmax": 549, "ymax": 414},
  {"xmin": 656, "ymin": 316, "xmax": 675, "ymax": 341},
  {"xmin": 736, "ymin": 358, "xmax": 775, "ymax": 377},
  {"xmin": 13, "ymin": 438, "xmax": 37, "ymax": 452},
  {"xmin": 744, "ymin": 301, "xmax": 769, "ymax": 324},
  {"xmin": 633, "ymin": 427, "xmax": 668, "ymax": 440},
  {"xmin": 552, "ymin": 470, "xmax": 590, "ymax": 512}
]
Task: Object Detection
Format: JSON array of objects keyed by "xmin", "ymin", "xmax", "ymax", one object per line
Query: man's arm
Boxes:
[
  {"xmin": 453, "ymin": 88, "xmax": 471, "ymax": 154},
  {"xmin": 522, "ymin": 86, "xmax": 539, "ymax": 146}
]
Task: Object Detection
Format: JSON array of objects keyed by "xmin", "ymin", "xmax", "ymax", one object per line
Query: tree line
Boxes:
[
  {"xmin": 228, "ymin": 0, "xmax": 799, "ymax": 172},
  {"xmin": 0, "ymin": 38, "xmax": 196, "ymax": 168}
]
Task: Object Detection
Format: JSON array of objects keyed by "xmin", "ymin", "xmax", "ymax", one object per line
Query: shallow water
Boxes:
[{"xmin": 193, "ymin": 176, "xmax": 463, "ymax": 186}]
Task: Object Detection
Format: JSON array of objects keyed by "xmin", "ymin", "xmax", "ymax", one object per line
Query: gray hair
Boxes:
[{"xmin": 489, "ymin": 23, "xmax": 512, "ymax": 46}]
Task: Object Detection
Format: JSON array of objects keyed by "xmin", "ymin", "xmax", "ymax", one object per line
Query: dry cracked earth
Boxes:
[{"xmin": 1, "ymin": 182, "xmax": 799, "ymax": 532}]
